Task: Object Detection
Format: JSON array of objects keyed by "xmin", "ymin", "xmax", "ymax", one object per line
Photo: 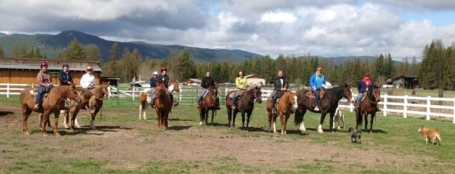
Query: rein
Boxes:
[{"xmin": 367, "ymin": 91, "xmax": 378, "ymax": 104}]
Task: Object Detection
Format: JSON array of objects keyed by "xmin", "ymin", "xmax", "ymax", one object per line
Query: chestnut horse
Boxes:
[
  {"xmin": 225, "ymin": 84, "xmax": 262, "ymax": 129},
  {"xmin": 20, "ymin": 84, "xmax": 81, "ymax": 136},
  {"xmin": 356, "ymin": 85, "xmax": 381, "ymax": 133},
  {"xmin": 199, "ymin": 84, "xmax": 219, "ymax": 125},
  {"xmin": 155, "ymin": 82, "xmax": 172, "ymax": 130},
  {"xmin": 294, "ymin": 84, "xmax": 353, "ymax": 133},
  {"xmin": 266, "ymin": 91, "xmax": 298, "ymax": 134},
  {"xmin": 138, "ymin": 80, "xmax": 180, "ymax": 120}
]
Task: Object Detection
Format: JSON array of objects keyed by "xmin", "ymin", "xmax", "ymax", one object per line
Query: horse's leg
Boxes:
[
  {"xmin": 364, "ymin": 113, "xmax": 368, "ymax": 132},
  {"xmin": 267, "ymin": 110, "xmax": 273, "ymax": 133},
  {"xmin": 139, "ymin": 103, "xmax": 143, "ymax": 120},
  {"xmin": 41, "ymin": 110, "xmax": 51, "ymax": 137},
  {"xmin": 90, "ymin": 107, "xmax": 100, "ymax": 129},
  {"xmin": 355, "ymin": 111, "xmax": 362, "ymax": 130},
  {"xmin": 284, "ymin": 113, "xmax": 290, "ymax": 135},
  {"xmin": 53, "ymin": 110, "xmax": 61, "ymax": 137},
  {"xmin": 246, "ymin": 111, "xmax": 252, "ymax": 129},
  {"xmin": 329, "ymin": 111, "xmax": 336, "ymax": 133},
  {"xmin": 70, "ymin": 108, "xmax": 80, "ymax": 131},
  {"xmin": 205, "ymin": 110, "xmax": 209, "ymax": 125},
  {"xmin": 22, "ymin": 106, "xmax": 32, "ymax": 134},
  {"xmin": 211, "ymin": 110, "xmax": 215, "ymax": 126},
  {"xmin": 341, "ymin": 114, "xmax": 345, "ymax": 128},
  {"xmin": 164, "ymin": 111, "xmax": 169, "ymax": 130},
  {"xmin": 233, "ymin": 110, "xmax": 238, "ymax": 128},
  {"xmin": 240, "ymin": 111, "xmax": 246, "ymax": 129},
  {"xmin": 63, "ymin": 111, "xmax": 70, "ymax": 128},
  {"xmin": 279, "ymin": 112, "xmax": 285, "ymax": 135},
  {"xmin": 199, "ymin": 108, "xmax": 204, "ymax": 125},
  {"xmin": 318, "ymin": 112, "xmax": 328, "ymax": 133},
  {"xmin": 227, "ymin": 107, "xmax": 232, "ymax": 128},
  {"xmin": 369, "ymin": 112, "xmax": 376, "ymax": 133}
]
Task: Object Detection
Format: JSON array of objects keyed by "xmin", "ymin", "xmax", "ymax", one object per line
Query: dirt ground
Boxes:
[{"xmin": 0, "ymin": 101, "xmax": 440, "ymax": 173}]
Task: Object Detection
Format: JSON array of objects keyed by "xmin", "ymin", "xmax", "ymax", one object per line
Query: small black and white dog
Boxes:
[{"xmin": 348, "ymin": 127, "xmax": 362, "ymax": 144}]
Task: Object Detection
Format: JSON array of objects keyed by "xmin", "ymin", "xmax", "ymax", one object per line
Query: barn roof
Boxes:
[
  {"xmin": 392, "ymin": 74, "xmax": 418, "ymax": 81},
  {"xmin": 0, "ymin": 58, "xmax": 102, "ymax": 72}
]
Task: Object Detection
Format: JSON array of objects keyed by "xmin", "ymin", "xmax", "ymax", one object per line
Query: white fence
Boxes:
[{"xmin": 1, "ymin": 83, "xmax": 455, "ymax": 123}]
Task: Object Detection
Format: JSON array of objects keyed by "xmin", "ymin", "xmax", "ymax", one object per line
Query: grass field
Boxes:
[{"xmin": 1, "ymin": 95, "xmax": 455, "ymax": 173}]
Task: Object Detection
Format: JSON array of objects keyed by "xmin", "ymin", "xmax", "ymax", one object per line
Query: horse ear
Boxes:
[{"xmin": 344, "ymin": 83, "xmax": 349, "ymax": 88}]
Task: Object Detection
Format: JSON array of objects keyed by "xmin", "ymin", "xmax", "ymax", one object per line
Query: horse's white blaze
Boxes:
[
  {"xmin": 107, "ymin": 86, "xmax": 112, "ymax": 99},
  {"xmin": 273, "ymin": 121, "xmax": 277, "ymax": 133},
  {"xmin": 318, "ymin": 124, "xmax": 324, "ymax": 133},
  {"xmin": 299, "ymin": 122, "xmax": 306, "ymax": 132},
  {"xmin": 199, "ymin": 121, "xmax": 203, "ymax": 125},
  {"xmin": 168, "ymin": 84, "xmax": 174, "ymax": 93},
  {"xmin": 349, "ymin": 88, "xmax": 355, "ymax": 103},
  {"xmin": 75, "ymin": 118, "xmax": 81, "ymax": 128},
  {"xmin": 292, "ymin": 96, "xmax": 298, "ymax": 109}
]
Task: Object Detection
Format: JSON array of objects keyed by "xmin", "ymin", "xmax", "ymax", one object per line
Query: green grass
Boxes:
[{"xmin": 2, "ymin": 95, "xmax": 455, "ymax": 173}]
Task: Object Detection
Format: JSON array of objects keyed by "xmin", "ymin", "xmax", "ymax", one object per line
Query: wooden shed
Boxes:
[{"xmin": 0, "ymin": 58, "xmax": 102, "ymax": 85}]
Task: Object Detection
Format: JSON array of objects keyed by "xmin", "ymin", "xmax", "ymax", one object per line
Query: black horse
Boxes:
[
  {"xmin": 225, "ymin": 85, "xmax": 262, "ymax": 129},
  {"xmin": 294, "ymin": 83, "xmax": 353, "ymax": 133}
]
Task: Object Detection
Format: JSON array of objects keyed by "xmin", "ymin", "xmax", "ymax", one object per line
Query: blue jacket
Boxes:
[
  {"xmin": 150, "ymin": 77, "xmax": 157, "ymax": 88},
  {"xmin": 357, "ymin": 80, "xmax": 374, "ymax": 93},
  {"xmin": 309, "ymin": 73, "xmax": 326, "ymax": 91}
]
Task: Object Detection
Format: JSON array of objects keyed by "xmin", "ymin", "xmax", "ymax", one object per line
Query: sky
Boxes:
[{"xmin": 1, "ymin": 0, "xmax": 455, "ymax": 60}]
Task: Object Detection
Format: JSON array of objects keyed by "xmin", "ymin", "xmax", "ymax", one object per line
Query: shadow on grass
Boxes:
[
  {"xmin": 168, "ymin": 125, "xmax": 192, "ymax": 131},
  {"xmin": 57, "ymin": 125, "xmax": 134, "ymax": 136},
  {"xmin": 0, "ymin": 111, "xmax": 14, "ymax": 117},
  {"xmin": 169, "ymin": 118, "xmax": 196, "ymax": 122}
]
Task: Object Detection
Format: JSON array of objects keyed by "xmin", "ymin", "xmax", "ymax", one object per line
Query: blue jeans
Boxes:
[
  {"xmin": 312, "ymin": 89, "xmax": 320, "ymax": 108},
  {"xmin": 35, "ymin": 86, "xmax": 46, "ymax": 105},
  {"xmin": 150, "ymin": 87, "xmax": 156, "ymax": 100},
  {"xmin": 356, "ymin": 92, "xmax": 364, "ymax": 106},
  {"xmin": 199, "ymin": 88, "xmax": 207, "ymax": 101},
  {"xmin": 233, "ymin": 90, "xmax": 239, "ymax": 104}
]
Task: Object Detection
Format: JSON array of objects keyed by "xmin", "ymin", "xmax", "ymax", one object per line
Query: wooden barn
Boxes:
[{"xmin": 0, "ymin": 58, "xmax": 102, "ymax": 85}]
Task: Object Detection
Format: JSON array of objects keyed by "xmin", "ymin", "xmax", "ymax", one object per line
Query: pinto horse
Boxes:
[
  {"xmin": 155, "ymin": 82, "xmax": 172, "ymax": 130},
  {"xmin": 356, "ymin": 85, "xmax": 381, "ymax": 133},
  {"xmin": 138, "ymin": 80, "xmax": 180, "ymax": 120},
  {"xmin": 266, "ymin": 91, "xmax": 298, "ymax": 134},
  {"xmin": 199, "ymin": 84, "xmax": 219, "ymax": 125},
  {"xmin": 294, "ymin": 84, "xmax": 353, "ymax": 133},
  {"xmin": 20, "ymin": 84, "xmax": 82, "ymax": 136},
  {"xmin": 225, "ymin": 84, "xmax": 262, "ymax": 129}
]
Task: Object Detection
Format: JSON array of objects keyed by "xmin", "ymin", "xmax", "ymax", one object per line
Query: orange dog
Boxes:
[{"xmin": 418, "ymin": 125, "xmax": 441, "ymax": 145}]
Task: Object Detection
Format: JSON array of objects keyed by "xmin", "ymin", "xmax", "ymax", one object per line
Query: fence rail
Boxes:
[{"xmin": 2, "ymin": 83, "xmax": 455, "ymax": 123}]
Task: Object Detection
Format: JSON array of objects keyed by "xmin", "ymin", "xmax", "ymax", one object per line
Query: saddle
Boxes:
[
  {"xmin": 29, "ymin": 88, "xmax": 50, "ymax": 98},
  {"xmin": 228, "ymin": 89, "xmax": 245, "ymax": 99},
  {"xmin": 305, "ymin": 89, "xmax": 325, "ymax": 99}
]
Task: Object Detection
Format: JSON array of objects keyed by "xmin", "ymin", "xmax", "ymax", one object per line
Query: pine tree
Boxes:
[
  {"xmin": 64, "ymin": 38, "xmax": 86, "ymax": 60},
  {"xmin": 443, "ymin": 44, "xmax": 455, "ymax": 90},
  {"xmin": 85, "ymin": 44, "xmax": 102, "ymax": 61},
  {"xmin": 177, "ymin": 49, "xmax": 196, "ymax": 80},
  {"xmin": 0, "ymin": 45, "xmax": 5, "ymax": 58},
  {"xmin": 109, "ymin": 43, "xmax": 119, "ymax": 62},
  {"xmin": 34, "ymin": 48, "xmax": 43, "ymax": 58}
]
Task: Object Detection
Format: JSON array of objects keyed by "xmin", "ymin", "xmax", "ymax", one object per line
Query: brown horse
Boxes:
[
  {"xmin": 266, "ymin": 91, "xmax": 298, "ymax": 134},
  {"xmin": 155, "ymin": 82, "xmax": 172, "ymax": 130},
  {"xmin": 199, "ymin": 84, "xmax": 219, "ymax": 125},
  {"xmin": 294, "ymin": 84, "xmax": 353, "ymax": 133},
  {"xmin": 60, "ymin": 81, "xmax": 111, "ymax": 130},
  {"xmin": 20, "ymin": 84, "xmax": 81, "ymax": 136},
  {"xmin": 225, "ymin": 84, "xmax": 262, "ymax": 129},
  {"xmin": 138, "ymin": 80, "xmax": 180, "ymax": 120},
  {"xmin": 356, "ymin": 85, "xmax": 381, "ymax": 133}
]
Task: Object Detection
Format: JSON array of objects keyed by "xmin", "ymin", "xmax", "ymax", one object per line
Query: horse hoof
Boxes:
[
  {"xmin": 199, "ymin": 122, "xmax": 203, "ymax": 126},
  {"xmin": 54, "ymin": 133, "xmax": 61, "ymax": 137},
  {"xmin": 24, "ymin": 131, "xmax": 30, "ymax": 135},
  {"xmin": 318, "ymin": 130, "xmax": 324, "ymax": 134},
  {"xmin": 42, "ymin": 133, "xmax": 48, "ymax": 137},
  {"xmin": 64, "ymin": 125, "xmax": 70, "ymax": 129},
  {"xmin": 75, "ymin": 125, "xmax": 81, "ymax": 129}
]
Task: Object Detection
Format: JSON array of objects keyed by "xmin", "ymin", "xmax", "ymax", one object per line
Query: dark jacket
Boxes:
[
  {"xmin": 157, "ymin": 74, "xmax": 170, "ymax": 88},
  {"xmin": 150, "ymin": 76, "xmax": 157, "ymax": 88},
  {"xmin": 357, "ymin": 80, "xmax": 375, "ymax": 93},
  {"xmin": 59, "ymin": 71, "xmax": 73, "ymax": 86},
  {"xmin": 273, "ymin": 76, "xmax": 289, "ymax": 91},
  {"xmin": 201, "ymin": 76, "xmax": 215, "ymax": 88}
]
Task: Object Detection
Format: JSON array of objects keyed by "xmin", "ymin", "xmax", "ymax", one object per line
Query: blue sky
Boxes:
[{"xmin": 1, "ymin": 0, "xmax": 455, "ymax": 60}]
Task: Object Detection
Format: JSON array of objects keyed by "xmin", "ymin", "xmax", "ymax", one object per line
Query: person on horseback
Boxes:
[
  {"xmin": 309, "ymin": 67, "xmax": 326, "ymax": 111},
  {"xmin": 150, "ymin": 71, "xmax": 158, "ymax": 108},
  {"xmin": 35, "ymin": 61, "xmax": 53, "ymax": 109},
  {"xmin": 80, "ymin": 66, "xmax": 95, "ymax": 89},
  {"xmin": 59, "ymin": 64, "xmax": 73, "ymax": 86},
  {"xmin": 271, "ymin": 70, "xmax": 289, "ymax": 114},
  {"xmin": 197, "ymin": 71, "xmax": 221, "ymax": 110},
  {"xmin": 355, "ymin": 73, "xmax": 375, "ymax": 111},
  {"xmin": 232, "ymin": 70, "xmax": 247, "ymax": 109},
  {"xmin": 156, "ymin": 67, "xmax": 174, "ymax": 105}
]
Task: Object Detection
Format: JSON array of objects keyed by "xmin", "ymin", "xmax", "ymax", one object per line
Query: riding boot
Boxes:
[
  {"xmin": 197, "ymin": 97, "xmax": 202, "ymax": 108},
  {"xmin": 150, "ymin": 98, "xmax": 155, "ymax": 108},
  {"xmin": 216, "ymin": 97, "xmax": 220, "ymax": 110},
  {"xmin": 354, "ymin": 102, "xmax": 359, "ymax": 112},
  {"xmin": 272, "ymin": 101, "xmax": 277, "ymax": 114},
  {"xmin": 232, "ymin": 96, "xmax": 237, "ymax": 109}
]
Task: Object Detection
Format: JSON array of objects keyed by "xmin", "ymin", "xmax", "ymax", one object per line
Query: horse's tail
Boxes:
[
  {"xmin": 356, "ymin": 111, "xmax": 362, "ymax": 125},
  {"xmin": 294, "ymin": 108, "xmax": 303, "ymax": 126}
]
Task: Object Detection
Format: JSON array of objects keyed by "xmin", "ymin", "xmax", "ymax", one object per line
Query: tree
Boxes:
[
  {"xmin": 0, "ymin": 45, "xmax": 4, "ymax": 58},
  {"xmin": 33, "ymin": 48, "xmax": 43, "ymax": 58},
  {"xmin": 85, "ymin": 44, "xmax": 102, "ymax": 61},
  {"xmin": 443, "ymin": 44, "xmax": 455, "ymax": 90},
  {"xmin": 64, "ymin": 38, "xmax": 86, "ymax": 60},
  {"xmin": 109, "ymin": 43, "xmax": 119, "ymax": 62},
  {"xmin": 120, "ymin": 48, "xmax": 139, "ymax": 82},
  {"xmin": 176, "ymin": 49, "xmax": 196, "ymax": 80}
]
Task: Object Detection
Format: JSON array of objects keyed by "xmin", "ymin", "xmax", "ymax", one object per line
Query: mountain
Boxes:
[{"xmin": 0, "ymin": 30, "xmax": 262, "ymax": 63}]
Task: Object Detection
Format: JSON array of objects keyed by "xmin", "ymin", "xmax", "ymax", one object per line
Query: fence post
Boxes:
[
  {"xmin": 383, "ymin": 94, "xmax": 387, "ymax": 116},
  {"xmin": 453, "ymin": 97, "xmax": 455, "ymax": 124},
  {"xmin": 132, "ymin": 87, "xmax": 135, "ymax": 101},
  {"xmin": 6, "ymin": 83, "xmax": 10, "ymax": 98},
  {"xmin": 179, "ymin": 87, "xmax": 182, "ymax": 102},
  {"xmin": 426, "ymin": 96, "xmax": 431, "ymax": 121},
  {"xmin": 403, "ymin": 95, "xmax": 408, "ymax": 118}
]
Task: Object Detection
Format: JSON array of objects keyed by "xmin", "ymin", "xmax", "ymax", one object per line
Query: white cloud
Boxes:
[{"xmin": 261, "ymin": 12, "xmax": 297, "ymax": 23}]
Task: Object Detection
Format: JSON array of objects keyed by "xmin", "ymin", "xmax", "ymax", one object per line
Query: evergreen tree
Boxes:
[
  {"xmin": 0, "ymin": 45, "xmax": 4, "ymax": 58},
  {"xmin": 33, "ymin": 48, "xmax": 43, "ymax": 58},
  {"xmin": 64, "ymin": 38, "xmax": 86, "ymax": 60},
  {"xmin": 109, "ymin": 43, "xmax": 119, "ymax": 62},
  {"xmin": 177, "ymin": 49, "xmax": 196, "ymax": 80},
  {"xmin": 443, "ymin": 44, "xmax": 455, "ymax": 90},
  {"xmin": 85, "ymin": 44, "xmax": 102, "ymax": 61}
]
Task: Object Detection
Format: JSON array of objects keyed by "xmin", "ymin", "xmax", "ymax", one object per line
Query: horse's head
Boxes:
[
  {"xmin": 95, "ymin": 81, "xmax": 111, "ymax": 99},
  {"xmin": 372, "ymin": 85, "xmax": 381, "ymax": 103},
  {"xmin": 67, "ymin": 84, "xmax": 82, "ymax": 103},
  {"xmin": 208, "ymin": 84, "xmax": 219, "ymax": 100},
  {"xmin": 155, "ymin": 82, "xmax": 166, "ymax": 98},
  {"xmin": 343, "ymin": 83, "xmax": 354, "ymax": 103},
  {"xmin": 289, "ymin": 91, "xmax": 298, "ymax": 110},
  {"xmin": 253, "ymin": 83, "xmax": 262, "ymax": 104},
  {"xmin": 168, "ymin": 80, "xmax": 181, "ymax": 93}
]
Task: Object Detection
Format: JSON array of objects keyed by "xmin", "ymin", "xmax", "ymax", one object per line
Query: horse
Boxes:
[
  {"xmin": 266, "ymin": 91, "xmax": 298, "ymax": 134},
  {"xmin": 19, "ymin": 84, "xmax": 82, "ymax": 136},
  {"xmin": 138, "ymin": 80, "xmax": 181, "ymax": 120},
  {"xmin": 155, "ymin": 82, "xmax": 172, "ymax": 130},
  {"xmin": 294, "ymin": 83, "xmax": 353, "ymax": 133},
  {"xmin": 356, "ymin": 85, "xmax": 381, "ymax": 133},
  {"xmin": 58, "ymin": 81, "xmax": 111, "ymax": 130},
  {"xmin": 198, "ymin": 84, "xmax": 219, "ymax": 125},
  {"xmin": 225, "ymin": 84, "xmax": 262, "ymax": 129}
]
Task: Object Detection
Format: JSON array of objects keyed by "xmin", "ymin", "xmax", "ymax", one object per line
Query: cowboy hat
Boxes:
[{"xmin": 152, "ymin": 71, "xmax": 158, "ymax": 75}]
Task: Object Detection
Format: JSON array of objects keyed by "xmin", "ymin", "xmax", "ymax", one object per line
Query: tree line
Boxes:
[{"xmin": 1, "ymin": 38, "xmax": 454, "ymax": 91}]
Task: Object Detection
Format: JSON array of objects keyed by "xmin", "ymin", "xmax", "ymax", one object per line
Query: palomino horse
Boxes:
[
  {"xmin": 20, "ymin": 84, "xmax": 81, "ymax": 136},
  {"xmin": 294, "ymin": 83, "xmax": 353, "ymax": 133},
  {"xmin": 356, "ymin": 85, "xmax": 381, "ymax": 133},
  {"xmin": 155, "ymin": 82, "xmax": 172, "ymax": 130},
  {"xmin": 225, "ymin": 84, "xmax": 262, "ymax": 129},
  {"xmin": 58, "ymin": 81, "xmax": 111, "ymax": 130},
  {"xmin": 266, "ymin": 91, "xmax": 298, "ymax": 134},
  {"xmin": 199, "ymin": 84, "xmax": 219, "ymax": 125},
  {"xmin": 138, "ymin": 80, "xmax": 181, "ymax": 120}
]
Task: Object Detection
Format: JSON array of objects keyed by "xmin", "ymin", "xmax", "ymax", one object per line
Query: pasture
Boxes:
[{"xmin": 1, "ymin": 95, "xmax": 455, "ymax": 174}]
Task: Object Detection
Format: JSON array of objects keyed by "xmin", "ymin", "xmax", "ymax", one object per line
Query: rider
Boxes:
[
  {"xmin": 232, "ymin": 70, "xmax": 247, "ymax": 109},
  {"xmin": 197, "ymin": 71, "xmax": 220, "ymax": 110},
  {"xmin": 59, "ymin": 64, "xmax": 73, "ymax": 86},
  {"xmin": 149, "ymin": 71, "xmax": 158, "ymax": 108},
  {"xmin": 309, "ymin": 67, "xmax": 326, "ymax": 111},
  {"xmin": 35, "ymin": 61, "xmax": 53, "ymax": 109},
  {"xmin": 156, "ymin": 67, "xmax": 174, "ymax": 105},
  {"xmin": 355, "ymin": 73, "xmax": 375, "ymax": 111},
  {"xmin": 271, "ymin": 70, "xmax": 289, "ymax": 114},
  {"xmin": 80, "ymin": 66, "xmax": 96, "ymax": 89}
]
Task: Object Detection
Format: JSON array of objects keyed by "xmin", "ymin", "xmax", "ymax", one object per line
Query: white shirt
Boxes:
[{"xmin": 80, "ymin": 73, "xmax": 95, "ymax": 88}]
